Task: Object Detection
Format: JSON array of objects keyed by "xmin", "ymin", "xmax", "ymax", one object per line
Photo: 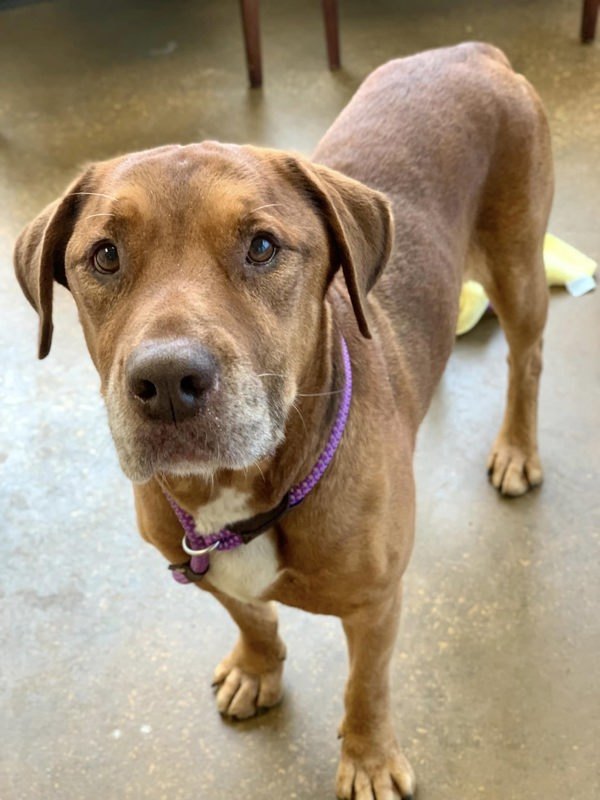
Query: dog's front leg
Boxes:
[
  {"xmin": 337, "ymin": 585, "xmax": 415, "ymax": 800},
  {"xmin": 210, "ymin": 591, "xmax": 286, "ymax": 720}
]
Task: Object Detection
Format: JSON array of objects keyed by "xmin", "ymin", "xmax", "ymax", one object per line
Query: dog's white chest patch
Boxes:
[{"xmin": 193, "ymin": 488, "xmax": 279, "ymax": 603}]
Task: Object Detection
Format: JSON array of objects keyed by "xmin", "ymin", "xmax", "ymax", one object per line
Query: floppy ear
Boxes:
[
  {"xmin": 281, "ymin": 156, "xmax": 394, "ymax": 338},
  {"xmin": 13, "ymin": 169, "xmax": 94, "ymax": 359}
]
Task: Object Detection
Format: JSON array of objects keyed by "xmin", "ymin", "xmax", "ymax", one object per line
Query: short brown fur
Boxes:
[{"xmin": 14, "ymin": 44, "xmax": 552, "ymax": 798}]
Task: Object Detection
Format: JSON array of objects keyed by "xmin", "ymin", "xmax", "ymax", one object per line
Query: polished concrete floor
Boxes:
[{"xmin": 1, "ymin": 1, "xmax": 599, "ymax": 798}]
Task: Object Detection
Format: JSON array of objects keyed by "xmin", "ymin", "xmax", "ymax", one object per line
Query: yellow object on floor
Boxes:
[
  {"xmin": 543, "ymin": 233, "xmax": 598, "ymax": 286},
  {"xmin": 456, "ymin": 234, "xmax": 598, "ymax": 335}
]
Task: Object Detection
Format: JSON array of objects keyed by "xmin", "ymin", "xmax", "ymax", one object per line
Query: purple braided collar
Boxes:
[{"xmin": 165, "ymin": 336, "xmax": 352, "ymax": 584}]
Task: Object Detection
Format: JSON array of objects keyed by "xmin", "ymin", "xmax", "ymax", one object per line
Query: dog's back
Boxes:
[{"xmin": 315, "ymin": 43, "xmax": 553, "ymax": 420}]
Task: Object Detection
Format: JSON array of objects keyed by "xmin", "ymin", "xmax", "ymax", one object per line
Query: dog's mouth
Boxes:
[{"xmin": 115, "ymin": 415, "xmax": 280, "ymax": 483}]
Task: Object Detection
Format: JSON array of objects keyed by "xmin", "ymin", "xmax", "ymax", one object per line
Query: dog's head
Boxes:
[{"xmin": 14, "ymin": 143, "xmax": 392, "ymax": 482}]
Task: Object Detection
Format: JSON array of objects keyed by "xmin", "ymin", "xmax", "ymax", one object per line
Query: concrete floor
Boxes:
[{"xmin": 1, "ymin": 1, "xmax": 599, "ymax": 798}]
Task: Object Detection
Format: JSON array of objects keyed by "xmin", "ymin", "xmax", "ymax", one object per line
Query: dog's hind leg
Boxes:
[
  {"xmin": 475, "ymin": 78, "xmax": 553, "ymax": 496},
  {"xmin": 482, "ymin": 236, "xmax": 548, "ymax": 496},
  {"xmin": 211, "ymin": 592, "xmax": 286, "ymax": 719}
]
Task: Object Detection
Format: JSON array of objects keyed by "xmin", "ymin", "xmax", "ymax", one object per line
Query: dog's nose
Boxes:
[{"xmin": 126, "ymin": 339, "xmax": 219, "ymax": 423}]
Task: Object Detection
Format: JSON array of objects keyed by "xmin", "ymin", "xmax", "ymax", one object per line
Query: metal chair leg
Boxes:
[
  {"xmin": 581, "ymin": 0, "xmax": 599, "ymax": 43},
  {"xmin": 240, "ymin": 0, "xmax": 262, "ymax": 87},
  {"xmin": 322, "ymin": 0, "xmax": 341, "ymax": 70}
]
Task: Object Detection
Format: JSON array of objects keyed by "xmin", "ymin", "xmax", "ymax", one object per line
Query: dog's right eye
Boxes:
[
  {"xmin": 246, "ymin": 235, "xmax": 278, "ymax": 266},
  {"xmin": 92, "ymin": 242, "xmax": 120, "ymax": 275}
]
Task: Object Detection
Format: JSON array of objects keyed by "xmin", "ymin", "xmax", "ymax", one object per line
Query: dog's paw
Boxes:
[
  {"xmin": 336, "ymin": 738, "xmax": 415, "ymax": 800},
  {"xmin": 212, "ymin": 652, "xmax": 284, "ymax": 720},
  {"xmin": 487, "ymin": 438, "xmax": 543, "ymax": 497}
]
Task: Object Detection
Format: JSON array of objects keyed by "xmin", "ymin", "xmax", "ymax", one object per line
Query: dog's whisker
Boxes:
[
  {"xmin": 84, "ymin": 213, "xmax": 116, "ymax": 220},
  {"xmin": 69, "ymin": 191, "xmax": 119, "ymax": 202},
  {"xmin": 291, "ymin": 401, "xmax": 308, "ymax": 434},
  {"xmin": 255, "ymin": 461, "xmax": 266, "ymax": 482},
  {"xmin": 296, "ymin": 390, "xmax": 343, "ymax": 397},
  {"xmin": 248, "ymin": 203, "xmax": 284, "ymax": 214},
  {"xmin": 259, "ymin": 374, "xmax": 341, "ymax": 398}
]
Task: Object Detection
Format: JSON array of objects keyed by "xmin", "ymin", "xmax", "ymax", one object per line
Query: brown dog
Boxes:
[{"xmin": 13, "ymin": 43, "xmax": 552, "ymax": 798}]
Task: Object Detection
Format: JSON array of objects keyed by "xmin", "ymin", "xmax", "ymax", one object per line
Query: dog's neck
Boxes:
[{"xmin": 158, "ymin": 311, "xmax": 346, "ymax": 523}]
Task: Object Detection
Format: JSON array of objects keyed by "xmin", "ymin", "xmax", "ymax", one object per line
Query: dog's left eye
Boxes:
[
  {"xmin": 246, "ymin": 235, "xmax": 277, "ymax": 266},
  {"xmin": 92, "ymin": 242, "xmax": 120, "ymax": 275}
]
